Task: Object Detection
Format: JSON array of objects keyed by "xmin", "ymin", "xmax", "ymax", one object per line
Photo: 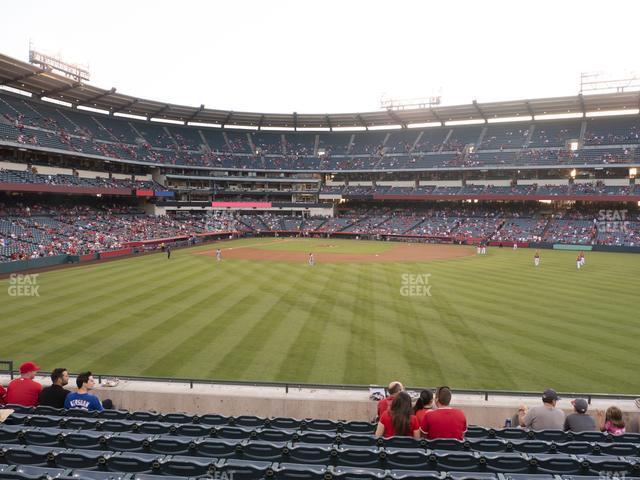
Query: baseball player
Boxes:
[
  {"xmin": 308, "ymin": 253, "xmax": 315, "ymax": 266},
  {"xmin": 216, "ymin": 248, "xmax": 222, "ymax": 262},
  {"xmin": 534, "ymin": 250, "xmax": 540, "ymax": 267}
]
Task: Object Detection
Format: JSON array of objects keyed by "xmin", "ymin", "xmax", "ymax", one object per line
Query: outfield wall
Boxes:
[{"xmin": 1, "ymin": 375, "xmax": 638, "ymax": 431}]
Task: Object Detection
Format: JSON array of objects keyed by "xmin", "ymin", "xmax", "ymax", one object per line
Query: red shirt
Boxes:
[
  {"xmin": 377, "ymin": 396, "xmax": 392, "ymax": 418},
  {"xmin": 0, "ymin": 384, "xmax": 6, "ymax": 404},
  {"xmin": 415, "ymin": 408, "xmax": 432, "ymax": 425},
  {"xmin": 6, "ymin": 378, "xmax": 42, "ymax": 407},
  {"xmin": 379, "ymin": 411, "xmax": 420, "ymax": 438},
  {"xmin": 420, "ymin": 407, "xmax": 467, "ymax": 440}
]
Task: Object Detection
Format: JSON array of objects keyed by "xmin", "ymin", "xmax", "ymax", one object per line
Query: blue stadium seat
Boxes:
[
  {"xmin": 97, "ymin": 410, "xmax": 129, "ymax": 420},
  {"xmin": 3, "ymin": 465, "xmax": 68, "ymax": 480},
  {"xmin": 570, "ymin": 432, "xmax": 607, "ymax": 443},
  {"xmin": 429, "ymin": 451, "xmax": 479, "ymax": 472},
  {"xmin": 531, "ymin": 430, "xmax": 567, "ymax": 442},
  {"xmin": 66, "ymin": 408, "xmax": 99, "ymax": 419},
  {"xmin": 341, "ymin": 422, "xmax": 376, "ymax": 435},
  {"xmin": 510, "ymin": 440, "xmax": 552, "ymax": 454},
  {"xmin": 612, "ymin": 433, "xmax": 640, "ymax": 444},
  {"xmin": 427, "ymin": 439, "xmax": 465, "ymax": 451},
  {"xmin": 172, "ymin": 423, "xmax": 212, "ymax": 437},
  {"xmin": 304, "ymin": 419, "xmax": 338, "ymax": 432},
  {"xmin": 579, "ymin": 455, "xmax": 639, "ymax": 477},
  {"xmin": 3, "ymin": 445, "xmax": 64, "ymax": 466},
  {"xmin": 465, "ymin": 427, "xmax": 490, "ymax": 439},
  {"xmin": 128, "ymin": 411, "xmax": 161, "ymax": 422},
  {"xmin": 554, "ymin": 441, "xmax": 593, "ymax": 455},
  {"xmin": 32, "ymin": 406, "xmax": 64, "ymax": 417},
  {"xmin": 24, "ymin": 416, "xmax": 60, "ymax": 429},
  {"xmin": 157, "ymin": 454, "xmax": 214, "ymax": 477},
  {"xmin": 268, "ymin": 418, "xmax": 303, "ymax": 430},
  {"xmin": 63, "ymin": 417, "xmax": 100, "ymax": 430},
  {"xmin": 382, "ymin": 448, "xmax": 430, "ymax": 470},
  {"xmin": 99, "ymin": 420, "xmax": 136, "ymax": 433},
  {"xmin": 3, "ymin": 405, "xmax": 33, "ymax": 415},
  {"xmin": 65, "ymin": 470, "xmax": 126, "ymax": 479},
  {"xmin": 0, "ymin": 425, "xmax": 24, "ymax": 444},
  {"xmin": 134, "ymin": 422, "xmax": 173, "ymax": 435},
  {"xmin": 214, "ymin": 426, "xmax": 256, "ymax": 440},
  {"xmin": 596, "ymin": 442, "xmax": 640, "ymax": 457},
  {"xmin": 382, "ymin": 437, "xmax": 426, "ymax": 450},
  {"xmin": 494, "ymin": 429, "xmax": 527, "ymax": 440}
]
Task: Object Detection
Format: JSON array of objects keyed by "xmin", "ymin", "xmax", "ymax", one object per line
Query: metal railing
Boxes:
[{"xmin": 1, "ymin": 360, "xmax": 637, "ymax": 405}]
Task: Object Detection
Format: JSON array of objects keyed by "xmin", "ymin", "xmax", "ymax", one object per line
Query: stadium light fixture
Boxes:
[
  {"xmin": 569, "ymin": 141, "xmax": 579, "ymax": 151},
  {"xmin": 630, "ymin": 167, "xmax": 637, "ymax": 178},
  {"xmin": 570, "ymin": 169, "xmax": 577, "ymax": 178}
]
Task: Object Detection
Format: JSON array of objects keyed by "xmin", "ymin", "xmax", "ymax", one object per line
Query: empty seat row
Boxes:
[
  {"xmin": 1, "ymin": 443, "xmax": 639, "ymax": 479},
  {"xmin": 2, "ymin": 425, "xmax": 640, "ymax": 459}
]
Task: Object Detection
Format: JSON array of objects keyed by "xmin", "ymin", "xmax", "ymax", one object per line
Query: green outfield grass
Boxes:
[{"xmin": 1, "ymin": 238, "xmax": 639, "ymax": 394}]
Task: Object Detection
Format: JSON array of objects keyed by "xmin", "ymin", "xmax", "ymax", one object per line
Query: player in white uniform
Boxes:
[
  {"xmin": 216, "ymin": 248, "xmax": 222, "ymax": 262},
  {"xmin": 576, "ymin": 254, "xmax": 582, "ymax": 270},
  {"xmin": 308, "ymin": 253, "xmax": 315, "ymax": 266},
  {"xmin": 579, "ymin": 251, "xmax": 585, "ymax": 267},
  {"xmin": 513, "ymin": 242, "xmax": 518, "ymax": 250},
  {"xmin": 534, "ymin": 250, "xmax": 540, "ymax": 267}
]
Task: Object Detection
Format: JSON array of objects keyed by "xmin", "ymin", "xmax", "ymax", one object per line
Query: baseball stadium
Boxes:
[{"xmin": 1, "ymin": 3, "xmax": 640, "ymax": 478}]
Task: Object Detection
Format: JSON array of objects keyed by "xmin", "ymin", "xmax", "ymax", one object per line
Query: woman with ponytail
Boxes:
[{"xmin": 413, "ymin": 389, "xmax": 434, "ymax": 425}]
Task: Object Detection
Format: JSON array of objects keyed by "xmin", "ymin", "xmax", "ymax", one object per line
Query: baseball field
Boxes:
[{"xmin": 1, "ymin": 237, "xmax": 638, "ymax": 394}]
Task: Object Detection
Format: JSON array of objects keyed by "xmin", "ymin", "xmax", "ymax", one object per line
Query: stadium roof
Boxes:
[{"xmin": 1, "ymin": 52, "xmax": 639, "ymax": 129}]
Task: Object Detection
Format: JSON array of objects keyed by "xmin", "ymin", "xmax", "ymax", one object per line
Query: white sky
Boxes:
[{"xmin": 2, "ymin": 0, "xmax": 639, "ymax": 114}]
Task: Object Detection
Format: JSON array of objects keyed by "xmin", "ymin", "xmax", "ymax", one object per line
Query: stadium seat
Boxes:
[
  {"xmin": 270, "ymin": 462, "xmax": 328, "ymax": 480},
  {"xmin": 32, "ymin": 406, "xmax": 64, "ymax": 417},
  {"xmin": 214, "ymin": 426, "xmax": 256, "ymax": 440},
  {"xmin": 341, "ymin": 422, "xmax": 376, "ymax": 435},
  {"xmin": 160, "ymin": 413, "xmax": 194, "ymax": 424},
  {"xmin": 385, "ymin": 470, "xmax": 440, "ymax": 480},
  {"xmin": 132, "ymin": 475, "xmax": 185, "ymax": 480},
  {"xmin": 66, "ymin": 408, "xmax": 99, "ymax": 419},
  {"xmin": 532, "ymin": 430, "xmax": 567, "ymax": 442},
  {"xmin": 240, "ymin": 440, "xmax": 286, "ymax": 462},
  {"xmin": 0, "ymin": 425, "xmax": 24, "ymax": 444},
  {"xmin": 382, "ymin": 448, "xmax": 431, "ymax": 470},
  {"xmin": 332, "ymin": 446, "xmax": 382, "ymax": 468},
  {"xmin": 283, "ymin": 443, "xmax": 334, "ymax": 465},
  {"xmin": 3, "ymin": 405, "xmax": 33, "ymax": 415},
  {"xmin": 99, "ymin": 420, "xmax": 135, "ymax": 433},
  {"xmin": 510, "ymin": 440, "xmax": 552, "ymax": 454},
  {"xmin": 427, "ymin": 439, "xmax": 465, "ymax": 451},
  {"xmin": 430, "ymin": 451, "xmax": 479, "ymax": 472},
  {"xmin": 24, "ymin": 416, "xmax": 60, "ymax": 429},
  {"xmin": 297, "ymin": 431, "xmax": 336, "ymax": 445},
  {"xmin": 128, "ymin": 411, "xmax": 161, "ymax": 422},
  {"xmin": 331, "ymin": 465, "xmax": 386, "ymax": 479},
  {"xmin": 54, "ymin": 448, "xmax": 112, "ymax": 470},
  {"xmin": 554, "ymin": 441, "xmax": 593, "ymax": 455},
  {"xmin": 446, "ymin": 473, "xmax": 499, "ymax": 480},
  {"xmin": 596, "ymin": 442, "xmax": 640, "ymax": 457},
  {"xmin": 232, "ymin": 415, "xmax": 267, "ymax": 428},
  {"xmin": 21, "ymin": 428, "xmax": 63, "ymax": 447},
  {"xmin": 255, "ymin": 428, "xmax": 296, "ymax": 443},
  {"xmin": 269, "ymin": 418, "xmax": 303, "ymax": 430},
  {"xmin": 529, "ymin": 454, "xmax": 583, "ymax": 475},
  {"xmin": 172, "ymin": 423, "xmax": 212, "ymax": 437},
  {"xmin": 494, "ymin": 429, "xmax": 527, "ymax": 440},
  {"xmin": 157, "ymin": 454, "xmax": 214, "ymax": 477},
  {"xmin": 63, "ymin": 431, "xmax": 109, "ymax": 451},
  {"xmin": 382, "ymin": 437, "xmax": 426, "ymax": 450},
  {"xmin": 467, "ymin": 439, "xmax": 508, "ymax": 453},
  {"xmin": 148, "ymin": 436, "xmax": 196, "ymax": 455},
  {"xmin": 570, "ymin": 432, "xmax": 608, "ymax": 443},
  {"xmin": 106, "ymin": 433, "xmax": 152, "ymax": 452},
  {"xmin": 193, "ymin": 438, "xmax": 242, "ymax": 458},
  {"xmin": 104, "ymin": 452, "xmax": 162, "ymax": 473},
  {"xmin": 478, "ymin": 452, "xmax": 529, "ymax": 474},
  {"xmin": 3, "ymin": 445, "xmax": 64, "ymax": 466},
  {"xmin": 198, "ymin": 414, "xmax": 230, "ymax": 426},
  {"xmin": 4, "ymin": 465, "xmax": 69, "ymax": 480},
  {"xmin": 338, "ymin": 434, "xmax": 379, "ymax": 447},
  {"xmin": 465, "ymin": 427, "xmax": 490, "ymax": 439},
  {"xmin": 63, "ymin": 417, "xmax": 100, "ymax": 430},
  {"xmin": 612, "ymin": 433, "xmax": 640, "ymax": 444},
  {"xmin": 305, "ymin": 419, "xmax": 338, "ymax": 432},
  {"xmin": 65, "ymin": 470, "xmax": 126, "ymax": 480},
  {"xmin": 579, "ymin": 455, "xmax": 639, "ymax": 477},
  {"xmin": 134, "ymin": 422, "xmax": 173, "ymax": 435}
]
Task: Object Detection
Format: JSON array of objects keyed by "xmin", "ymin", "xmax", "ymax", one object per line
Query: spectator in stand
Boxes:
[
  {"xmin": 375, "ymin": 391, "xmax": 420, "ymax": 439},
  {"xmin": 420, "ymin": 386, "xmax": 467, "ymax": 440},
  {"xmin": 519, "ymin": 388, "xmax": 565, "ymax": 430},
  {"xmin": 38, "ymin": 368, "xmax": 70, "ymax": 409},
  {"xmin": 564, "ymin": 398, "xmax": 596, "ymax": 432},
  {"xmin": 5, "ymin": 362, "xmax": 43, "ymax": 407},
  {"xmin": 597, "ymin": 406, "xmax": 626, "ymax": 435},
  {"xmin": 64, "ymin": 371, "xmax": 103, "ymax": 412},
  {"xmin": 413, "ymin": 389, "xmax": 434, "ymax": 425},
  {"xmin": 0, "ymin": 384, "xmax": 6, "ymax": 405},
  {"xmin": 377, "ymin": 381, "xmax": 404, "ymax": 418}
]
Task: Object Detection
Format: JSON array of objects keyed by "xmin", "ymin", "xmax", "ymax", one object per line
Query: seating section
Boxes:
[
  {"xmin": 2, "ymin": 92, "xmax": 639, "ymax": 171},
  {"xmin": 1, "ymin": 406, "xmax": 639, "ymax": 480}
]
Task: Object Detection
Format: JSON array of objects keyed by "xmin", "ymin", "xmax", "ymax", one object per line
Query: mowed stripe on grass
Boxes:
[{"xmin": 1, "ymin": 238, "xmax": 638, "ymax": 393}]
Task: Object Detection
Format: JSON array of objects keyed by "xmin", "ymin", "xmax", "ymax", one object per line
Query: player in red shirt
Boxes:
[
  {"xmin": 375, "ymin": 391, "xmax": 420, "ymax": 438},
  {"xmin": 6, "ymin": 362, "xmax": 42, "ymax": 407},
  {"xmin": 420, "ymin": 386, "xmax": 467, "ymax": 440},
  {"xmin": 377, "ymin": 381, "xmax": 404, "ymax": 418}
]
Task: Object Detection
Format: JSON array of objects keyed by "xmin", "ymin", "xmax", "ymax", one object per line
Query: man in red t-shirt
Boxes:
[
  {"xmin": 377, "ymin": 381, "xmax": 404, "ymax": 418},
  {"xmin": 6, "ymin": 362, "xmax": 43, "ymax": 407},
  {"xmin": 0, "ymin": 384, "xmax": 6, "ymax": 405},
  {"xmin": 420, "ymin": 386, "xmax": 467, "ymax": 440}
]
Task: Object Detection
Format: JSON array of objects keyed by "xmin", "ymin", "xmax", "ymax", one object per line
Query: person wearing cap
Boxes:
[
  {"xmin": 5, "ymin": 362, "xmax": 43, "ymax": 407},
  {"xmin": 564, "ymin": 398, "xmax": 596, "ymax": 432},
  {"xmin": 519, "ymin": 388, "xmax": 565, "ymax": 430},
  {"xmin": 377, "ymin": 381, "xmax": 404, "ymax": 418}
]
